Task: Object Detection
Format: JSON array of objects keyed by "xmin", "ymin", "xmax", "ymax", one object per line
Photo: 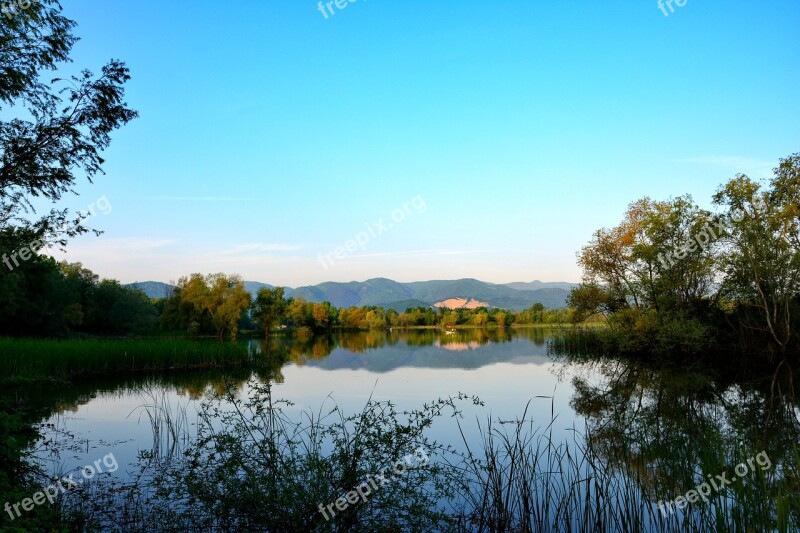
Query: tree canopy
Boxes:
[{"xmin": 570, "ymin": 152, "xmax": 800, "ymax": 358}]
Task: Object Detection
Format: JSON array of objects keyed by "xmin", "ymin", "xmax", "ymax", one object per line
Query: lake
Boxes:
[{"xmin": 26, "ymin": 328, "xmax": 800, "ymax": 531}]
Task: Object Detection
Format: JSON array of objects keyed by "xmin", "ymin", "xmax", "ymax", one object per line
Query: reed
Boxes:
[
  {"xmin": 0, "ymin": 337, "xmax": 254, "ymax": 381},
  {"xmin": 60, "ymin": 385, "xmax": 799, "ymax": 532}
]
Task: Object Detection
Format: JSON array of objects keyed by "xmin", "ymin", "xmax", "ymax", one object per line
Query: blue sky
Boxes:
[{"xmin": 49, "ymin": 0, "xmax": 800, "ymax": 286}]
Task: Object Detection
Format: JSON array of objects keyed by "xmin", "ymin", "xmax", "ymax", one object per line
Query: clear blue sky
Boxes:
[{"xmin": 52, "ymin": 0, "xmax": 800, "ymax": 286}]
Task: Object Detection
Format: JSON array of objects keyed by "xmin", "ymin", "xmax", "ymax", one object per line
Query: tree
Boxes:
[
  {"xmin": 85, "ymin": 280, "xmax": 158, "ymax": 334},
  {"xmin": 286, "ymin": 297, "xmax": 311, "ymax": 328},
  {"xmin": 252, "ymin": 287, "xmax": 287, "ymax": 339},
  {"xmin": 1, "ymin": 0, "xmax": 137, "ymax": 248},
  {"xmin": 0, "ymin": 0, "xmax": 136, "ymax": 339},
  {"xmin": 572, "ymin": 196, "xmax": 718, "ymax": 322},
  {"xmin": 169, "ymin": 273, "xmax": 251, "ymax": 339},
  {"xmin": 712, "ymin": 159, "xmax": 800, "ymax": 352},
  {"xmin": 365, "ymin": 309, "xmax": 387, "ymax": 329},
  {"xmin": 312, "ymin": 302, "xmax": 332, "ymax": 331}
]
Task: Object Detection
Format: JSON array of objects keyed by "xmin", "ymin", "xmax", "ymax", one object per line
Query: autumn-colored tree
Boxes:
[
  {"xmin": 252, "ymin": 287, "xmax": 287, "ymax": 339},
  {"xmin": 312, "ymin": 302, "xmax": 332, "ymax": 331},
  {"xmin": 172, "ymin": 273, "xmax": 251, "ymax": 339},
  {"xmin": 570, "ymin": 152, "xmax": 800, "ymax": 356},
  {"xmin": 712, "ymin": 157, "xmax": 800, "ymax": 352}
]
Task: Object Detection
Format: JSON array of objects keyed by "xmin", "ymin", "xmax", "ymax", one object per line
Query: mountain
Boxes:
[
  {"xmin": 287, "ymin": 278, "xmax": 413, "ymax": 308},
  {"xmin": 504, "ymin": 280, "xmax": 577, "ymax": 292},
  {"xmin": 244, "ymin": 281, "xmax": 274, "ymax": 296},
  {"xmin": 126, "ymin": 281, "xmax": 175, "ymax": 299},
  {"xmin": 378, "ymin": 299, "xmax": 433, "ymax": 312},
  {"xmin": 129, "ymin": 277, "xmax": 574, "ymax": 310},
  {"xmin": 285, "ymin": 278, "xmax": 571, "ymax": 310}
]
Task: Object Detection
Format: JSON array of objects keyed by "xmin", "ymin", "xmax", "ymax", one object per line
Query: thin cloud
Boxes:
[
  {"xmin": 677, "ymin": 156, "xmax": 774, "ymax": 175},
  {"xmin": 349, "ymin": 249, "xmax": 486, "ymax": 259},
  {"xmin": 54, "ymin": 237, "xmax": 177, "ymax": 252},
  {"xmin": 223, "ymin": 243, "xmax": 303, "ymax": 255},
  {"xmin": 138, "ymin": 196, "xmax": 253, "ymax": 201}
]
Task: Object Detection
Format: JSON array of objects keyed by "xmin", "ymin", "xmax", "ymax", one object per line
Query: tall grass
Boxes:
[
  {"xmin": 56, "ymin": 382, "xmax": 799, "ymax": 532},
  {"xmin": 0, "ymin": 338, "xmax": 255, "ymax": 381},
  {"xmin": 446, "ymin": 403, "xmax": 798, "ymax": 532}
]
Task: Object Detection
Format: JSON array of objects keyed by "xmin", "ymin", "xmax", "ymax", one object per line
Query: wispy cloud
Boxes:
[
  {"xmin": 676, "ymin": 156, "xmax": 774, "ymax": 176},
  {"xmin": 137, "ymin": 196, "xmax": 253, "ymax": 202},
  {"xmin": 54, "ymin": 238, "xmax": 177, "ymax": 253},
  {"xmin": 349, "ymin": 249, "xmax": 486, "ymax": 259},
  {"xmin": 222, "ymin": 243, "xmax": 303, "ymax": 255}
]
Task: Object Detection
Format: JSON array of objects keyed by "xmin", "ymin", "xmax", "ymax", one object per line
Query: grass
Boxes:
[
  {"xmin": 51, "ymin": 381, "xmax": 800, "ymax": 532},
  {"xmin": 0, "ymin": 337, "xmax": 255, "ymax": 382}
]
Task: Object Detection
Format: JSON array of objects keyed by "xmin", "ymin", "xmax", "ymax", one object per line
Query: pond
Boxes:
[{"xmin": 24, "ymin": 329, "xmax": 800, "ymax": 531}]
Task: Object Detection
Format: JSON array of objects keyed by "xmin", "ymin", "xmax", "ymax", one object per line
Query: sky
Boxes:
[{"xmin": 43, "ymin": 0, "xmax": 800, "ymax": 287}]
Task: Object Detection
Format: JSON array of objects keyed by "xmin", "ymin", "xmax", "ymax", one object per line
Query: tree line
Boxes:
[
  {"xmin": 163, "ymin": 276, "xmax": 573, "ymax": 339},
  {"xmin": 568, "ymin": 152, "xmax": 800, "ymax": 360},
  {"xmin": 0, "ymin": 262, "xmax": 571, "ymax": 338}
]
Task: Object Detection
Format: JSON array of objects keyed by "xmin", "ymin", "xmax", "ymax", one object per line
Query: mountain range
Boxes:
[{"xmin": 126, "ymin": 278, "xmax": 576, "ymax": 310}]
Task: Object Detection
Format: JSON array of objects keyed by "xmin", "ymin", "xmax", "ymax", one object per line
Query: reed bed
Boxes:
[
  {"xmin": 0, "ymin": 337, "xmax": 254, "ymax": 381},
  {"xmin": 57, "ymin": 383, "xmax": 799, "ymax": 532}
]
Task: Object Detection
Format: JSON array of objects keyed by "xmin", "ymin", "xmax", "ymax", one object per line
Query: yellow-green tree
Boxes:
[
  {"xmin": 252, "ymin": 287, "xmax": 287, "ymax": 339},
  {"xmin": 174, "ymin": 273, "xmax": 251, "ymax": 339}
]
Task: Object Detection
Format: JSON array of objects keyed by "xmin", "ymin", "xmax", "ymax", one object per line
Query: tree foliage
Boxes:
[
  {"xmin": 570, "ymin": 152, "xmax": 800, "ymax": 357},
  {"xmin": 162, "ymin": 273, "xmax": 252, "ymax": 339}
]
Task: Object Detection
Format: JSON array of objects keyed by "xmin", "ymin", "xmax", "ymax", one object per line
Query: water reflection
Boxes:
[
  {"xmin": 249, "ymin": 328, "xmax": 553, "ymax": 375},
  {"xmin": 554, "ymin": 352, "xmax": 800, "ymax": 521},
  {"xmin": 13, "ymin": 329, "xmax": 800, "ymax": 529}
]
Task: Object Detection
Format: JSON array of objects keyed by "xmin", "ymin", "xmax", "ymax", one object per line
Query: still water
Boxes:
[
  {"xmin": 37, "ymin": 329, "xmax": 577, "ymax": 480},
  {"xmin": 29, "ymin": 328, "xmax": 799, "ymax": 530}
]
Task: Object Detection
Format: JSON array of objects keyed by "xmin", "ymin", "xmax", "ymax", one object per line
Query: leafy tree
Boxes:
[
  {"xmin": 85, "ymin": 280, "xmax": 158, "ymax": 334},
  {"xmin": 570, "ymin": 153, "xmax": 800, "ymax": 357},
  {"xmin": 286, "ymin": 296, "xmax": 311, "ymax": 328},
  {"xmin": 0, "ymin": 0, "xmax": 136, "ymax": 339},
  {"xmin": 207, "ymin": 274, "xmax": 251, "ymax": 339},
  {"xmin": 168, "ymin": 274, "xmax": 251, "ymax": 339},
  {"xmin": 1, "ymin": 0, "xmax": 137, "ymax": 249},
  {"xmin": 311, "ymin": 302, "xmax": 332, "ymax": 331},
  {"xmin": 712, "ymin": 158, "xmax": 800, "ymax": 352},
  {"xmin": 252, "ymin": 287, "xmax": 287, "ymax": 339}
]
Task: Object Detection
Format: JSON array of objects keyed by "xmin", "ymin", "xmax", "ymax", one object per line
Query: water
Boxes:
[
  {"xmin": 23, "ymin": 328, "xmax": 800, "ymax": 530},
  {"xmin": 35, "ymin": 328, "xmax": 578, "ymax": 482}
]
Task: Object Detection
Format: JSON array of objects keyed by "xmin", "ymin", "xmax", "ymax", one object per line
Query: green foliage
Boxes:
[
  {"xmin": 83, "ymin": 381, "xmax": 469, "ymax": 531},
  {"xmin": 251, "ymin": 286, "xmax": 287, "ymax": 338},
  {"xmin": 0, "ymin": 338, "xmax": 254, "ymax": 382},
  {"xmin": 1, "ymin": 0, "xmax": 136, "ymax": 247},
  {"xmin": 570, "ymin": 152, "xmax": 800, "ymax": 358},
  {"xmin": 160, "ymin": 273, "xmax": 251, "ymax": 339},
  {"xmin": 0, "ymin": 257, "xmax": 158, "ymax": 337}
]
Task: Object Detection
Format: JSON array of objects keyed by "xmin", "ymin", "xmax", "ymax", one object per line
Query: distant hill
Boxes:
[
  {"xmin": 126, "ymin": 281, "xmax": 175, "ymax": 299},
  {"xmin": 286, "ymin": 278, "xmax": 571, "ymax": 310},
  {"xmin": 130, "ymin": 277, "xmax": 574, "ymax": 310},
  {"xmin": 379, "ymin": 299, "xmax": 433, "ymax": 312},
  {"xmin": 244, "ymin": 281, "xmax": 274, "ymax": 296},
  {"xmin": 504, "ymin": 280, "xmax": 577, "ymax": 292},
  {"xmin": 287, "ymin": 278, "xmax": 414, "ymax": 308}
]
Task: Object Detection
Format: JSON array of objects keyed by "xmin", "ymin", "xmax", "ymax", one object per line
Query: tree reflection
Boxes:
[{"xmin": 561, "ymin": 354, "xmax": 800, "ymax": 515}]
